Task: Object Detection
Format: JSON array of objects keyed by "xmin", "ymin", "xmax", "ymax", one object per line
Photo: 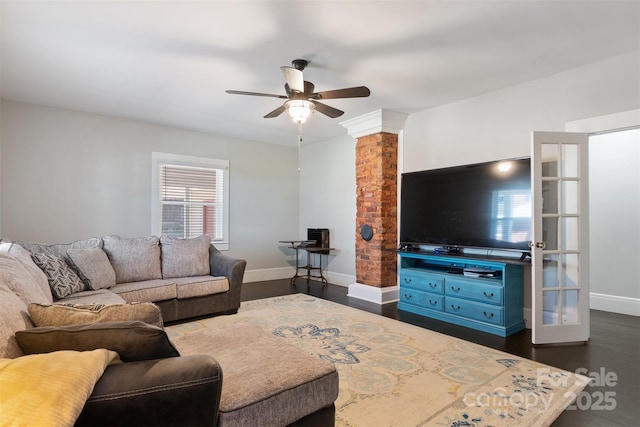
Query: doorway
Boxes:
[
  {"xmin": 566, "ymin": 109, "xmax": 640, "ymax": 316},
  {"xmin": 588, "ymin": 128, "xmax": 640, "ymax": 315}
]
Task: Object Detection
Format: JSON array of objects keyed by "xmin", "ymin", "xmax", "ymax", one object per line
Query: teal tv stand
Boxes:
[{"xmin": 397, "ymin": 251, "xmax": 525, "ymax": 337}]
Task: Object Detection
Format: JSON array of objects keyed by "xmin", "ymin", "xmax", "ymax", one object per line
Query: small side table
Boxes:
[{"xmin": 279, "ymin": 241, "xmax": 334, "ymax": 286}]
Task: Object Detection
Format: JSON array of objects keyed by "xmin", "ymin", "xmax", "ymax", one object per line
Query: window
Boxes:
[{"xmin": 152, "ymin": 152, "xmax": 229, "ymax": 250}]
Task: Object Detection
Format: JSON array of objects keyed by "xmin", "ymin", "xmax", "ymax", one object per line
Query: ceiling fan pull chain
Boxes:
[{"xmin": 297, "ymin": 122, "xmax": 303, "ymax": 173}]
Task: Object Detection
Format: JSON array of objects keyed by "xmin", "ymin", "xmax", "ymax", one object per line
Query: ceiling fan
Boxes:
[{"xmin": 225, "ymin": 59, "xmax": 371, "ymax": 124}]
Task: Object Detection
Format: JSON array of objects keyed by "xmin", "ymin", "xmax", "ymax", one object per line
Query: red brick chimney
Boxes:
[
  {"xmin": 355, "ymin": 132, "xmax": 398, "ymax": 287},
  {"xmin": 341, "ymin": 110, "xmax": 408, "ymax": 304}
]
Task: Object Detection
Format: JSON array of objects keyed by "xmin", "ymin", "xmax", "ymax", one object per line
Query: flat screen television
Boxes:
[{"xmin": 400, "ymin": 158, "xmax": 532, "ymax": 252}]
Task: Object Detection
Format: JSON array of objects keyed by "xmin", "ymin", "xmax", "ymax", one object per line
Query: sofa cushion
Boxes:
[
  {"xmin": 15, "ymin": 321, "xmax": 180, "ymax": 363},
  {"xmin": 160, "ymin": 235, "xmax": 211, "ymax": 279},
  {"xmin": 0, "ymin": 283, "xmax": 33, "ymax": 359},
  {"xmin": 0, "ymin": 242, "xmax": 52, "ymax": 305},
  {"xmin": 28, "ymin": 302, "xmax": 164, "ymax": 328},
  {"xmin": 56, "ymin": 289, "xmax": 127, "ymax": 305},
  {"xmin": 67, "ymin": 247, "xmax": 116, "ymax": 290},
  {"xmin": 173, "ymin": 276, "xmax": 229, "ymax": 299},
  {"xmin": 30, "ymin": 252, "xmax": 86, "ymax": 299},
  {"xmin": 0, "ymin": 250, "xmax": 53, "ymax": 306},
  {"xmin": 110, "ymin": 279, "xmax": 177, "ymax": 303},
  {"xmin": 103, "ymin": 235, "xmax": 162, "ymax": 283},
  {"xmin": 19, "ymin": 238, "xmax": 102, "ymax": 261},
  {"xmin": 171, "ymin": 323, "xmax": 339, "ymax": 426}
]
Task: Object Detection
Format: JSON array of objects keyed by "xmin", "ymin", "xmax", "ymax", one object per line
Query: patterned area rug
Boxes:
[{"xmin": 167, "ymin": 294, "xmax": 588, "ymax": 427}]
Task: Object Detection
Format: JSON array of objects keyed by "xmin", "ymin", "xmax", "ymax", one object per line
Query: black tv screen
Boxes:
[{"xmin": 400, "ymin": 158, "xmax": 532, "ymax": 251}]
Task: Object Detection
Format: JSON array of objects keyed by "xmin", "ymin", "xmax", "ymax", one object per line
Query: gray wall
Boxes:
[
  {"xmin": 399, "ymin": 51, "xmax": 640, "ymax": 315},
  {"xmin": 402, "ymin": 52, "xmax": 639, "ymax": 172},
  {"xmin": 0, "ymin": 99, "xmax": 3, "ymax": 234},
  {"xmin": 297, "ymin": 53, "xmax": 639, "ymax": 295},
  {"xmin": 299, "ymin": 134, "xmax": 357, "ymax": 285},
  {"xmin": 589, "ymin": 129, "xmax": 640, "ymax": 300},
  {"xmin": 0, "ymin": 100, "xmax": 299, "ymax": 274},
  {"xmin": 2, "ymin": 51, "xmax": 638, "ymax": 306}
]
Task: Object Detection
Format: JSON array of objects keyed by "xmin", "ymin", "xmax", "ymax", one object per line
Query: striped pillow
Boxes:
[{"xmin": 31, "ymin": 252, "xmax": 85, "ymax": 299}]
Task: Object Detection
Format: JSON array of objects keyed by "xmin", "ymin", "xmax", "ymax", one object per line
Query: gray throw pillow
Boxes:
[
  {"xmin": 160, "ymin": 235, "xmax": 211, "ymax": 279},
  {"xmin": 30, "ymin": 252, "xmax": 86, "ymax": 299},
  {"xmin": 66, "ymin": 247, "xmax": 116, "ymax": 290},
  {"xmin": 19, "ymin": 238, "xmax": 102, "ymax": 261},
  {"xmin": 28, "ymin": 302, "xmax": 164, "ymax": 328},
  {"xmin": 15, "ymin": 321, "xmax": 180, "ymax": 362},
  {"xmin": 102, "ymin": 235, "xmax": 162, "ymax": 283}
]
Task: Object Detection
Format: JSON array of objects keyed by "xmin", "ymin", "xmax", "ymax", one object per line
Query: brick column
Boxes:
[
  {"xmin": 355, "ymin": 132, "xmax": 398, "ymax": 287},
  {"xmin": 341, "ymin": 110, "xmax": 408, "ymax": 303}
]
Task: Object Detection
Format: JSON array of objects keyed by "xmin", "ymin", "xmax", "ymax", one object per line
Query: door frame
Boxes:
[{"xmin": 566, "ymin": 109, "xmax": 640, "ymax": 317}]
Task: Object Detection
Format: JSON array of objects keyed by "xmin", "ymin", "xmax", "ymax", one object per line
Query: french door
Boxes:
[{"xmin": 531, "ymin": 131, "xmax": 590, "ymax": 344}]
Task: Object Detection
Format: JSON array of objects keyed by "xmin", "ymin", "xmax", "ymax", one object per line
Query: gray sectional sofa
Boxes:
[
  {"xmin": 0, "ymin": 237, "xmax": 339, "ymax": 426},
  {"xmin": 15, "ymin": 234, "xmax": 246, "ymax": 322}
]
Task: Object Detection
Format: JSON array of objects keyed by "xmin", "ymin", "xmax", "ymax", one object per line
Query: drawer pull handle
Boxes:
[
  {"xmin": 429, "ymin": 300, "xmax": 438, "ymax": 306},
  {"xmin": 429, "ymin": 283, "xmax": 437, "ymax": 289},
  {"xmin": 404, "ymin": 278, "xmax": 412, "ymax": 284},
  {"xmin": 404, "ymin": 294, "xmax": 412, "ymax": 300},
  {"xmin": 483, "ymin": 292, "xmax": 494, "ymax": 298},
  {"xmin": 451, "ymin": 286, "xmax": 461, "ymax": 292},
  {"xmin": 451, "ymin": 305, "xmax": 461, "ymax": 311},
  {"xmin": 483, "ymin": 311, "xmax": 494, "ymax": 319}
]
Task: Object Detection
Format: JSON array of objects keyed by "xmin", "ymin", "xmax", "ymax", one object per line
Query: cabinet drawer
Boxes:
[
  {"xmin": 445, "ymin": 278, "xmax": 503, "ymax": 305},
  {"xmin": 400, "ymin": 270, "xmax": 444, "ymax": 294},
  {"xmin": 445, "ymin": 296, "xmax": 503, "ymax": 325},
  {"xmin": 400, "ymin": 289, "xmax": 443, "ymax": 312}
]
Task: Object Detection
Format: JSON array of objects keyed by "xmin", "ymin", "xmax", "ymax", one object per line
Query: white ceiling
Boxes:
[{"xmin": 1, "ymin": 1, "xmax": 638, "ymax": 146}]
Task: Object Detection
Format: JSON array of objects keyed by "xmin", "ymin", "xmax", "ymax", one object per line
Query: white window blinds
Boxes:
[{"xmin": 152, "ymin": 153, "xmax": 229, "ymax": 248}]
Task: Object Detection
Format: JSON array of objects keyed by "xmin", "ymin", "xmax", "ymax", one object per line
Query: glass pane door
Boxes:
[{"xmin": 532, "ymin": 131, "xmax": 589, "ymax": 344}]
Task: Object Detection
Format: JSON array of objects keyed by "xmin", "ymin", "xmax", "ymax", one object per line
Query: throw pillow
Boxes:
[
  {"xmin": 0, "ymin": 242, "xmax": 53, "ymax": 305},
  {"xmin": 30, "ymin": 252, "xmax": 86, "ymax": 299},
  {"xmin": 15, "ymin": 321, "xmax": 180, "ymax": 362},
  {"xmin": 160, "ymin": 235, "xmax": 211, "ymax": 279},
  {"xmin": 66, "ymin": 247, "xmax": 116, "ymax": 290},
  {"xmin": 18, "ymin": 238, "xmax": 102, "ymax": 261},
  {"xmin": 102, "ymin": 235, "xmax": 162, "ymax": 283},
  {"xmin": 28, "ymin": 302, "xmax": 164, "ymax": 328}
]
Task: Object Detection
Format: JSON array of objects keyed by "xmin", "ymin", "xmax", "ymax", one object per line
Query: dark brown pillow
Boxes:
[{"xmin": 15, "ymin": 321, "xmax": 180, "ymax": 362}]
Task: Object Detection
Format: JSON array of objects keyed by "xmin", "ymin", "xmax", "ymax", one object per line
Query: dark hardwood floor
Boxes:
[{"xmin": 242, "ymin": 279, "xmax": 640, "ymax": 427}]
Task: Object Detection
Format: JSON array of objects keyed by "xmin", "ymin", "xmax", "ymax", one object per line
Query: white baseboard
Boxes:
[
  {"xmin": 590, "ymin": 292, "xmax": 640, "ymax": 316},
  {"xmin": 243, "ymin": 268, "xmax": 355, "ymax": 287},
  {"xmin": 523, "ymin": 308, "xmax": 532, "ymax": 329},
  {"xmin": 324, "ymin": 271, "xmax": 355, "ymax": 287},
  {"xmin": 521, "ymin": 292, "xmax": 638, "ymax": 330},
  {"xmin": 243, "ymin": 267, "xmax": 294, "ymax": 283},
  {"xmin": 348, "ymin": 283, "xmax": 399, "ymax": 305},
  {"xmin": 245, "ymin": 271, "xmax": 639, "ymax": 318}
]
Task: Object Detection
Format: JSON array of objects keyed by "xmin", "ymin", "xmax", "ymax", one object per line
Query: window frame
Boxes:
[{"xmin": 151, "ymin": 152, "xmax": 230, "ymax": 250}]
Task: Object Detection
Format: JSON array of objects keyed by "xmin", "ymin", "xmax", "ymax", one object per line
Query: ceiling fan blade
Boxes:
[
  {"xmin": 226, "ymin": 90, "xmax": 287, "ymax": 99},
  {"xmin": 311, "ymin": 86, "xmax": 371, "ymax": 100},
  {"xmin": 311, "ymin": 101, "xmax": 344, "ymax": 118},
  {"xmin": 264, "ymin": 104, "xmax": 286, "ymax": 118},
  {"xmin": 303, "ymin": 81, "xmax": 315, "ymax": 96},
  {"xmin": 280, "ymin": 66, "xmax": 304, "ymax": 93}
]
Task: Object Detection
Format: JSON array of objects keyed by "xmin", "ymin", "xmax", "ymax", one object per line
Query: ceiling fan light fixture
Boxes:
[{"xmin": 285, "ymin": 99, "xmax": 314, "ymax": 124}]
